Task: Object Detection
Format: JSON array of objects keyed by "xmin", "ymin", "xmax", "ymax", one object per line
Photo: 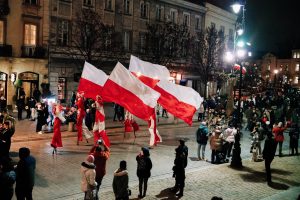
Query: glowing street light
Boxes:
[
  {"xmin": 231, "ymin": 3, "xmax": 242, "ymax": 14},
  {"xmin": 237, "ymin": 28, "xmax": 244, "ymax": 36}
]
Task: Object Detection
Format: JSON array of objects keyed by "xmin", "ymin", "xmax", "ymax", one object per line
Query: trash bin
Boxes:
[{"xmin": 68, "ymin": 122, "xmax": 74, "ymax": 132}]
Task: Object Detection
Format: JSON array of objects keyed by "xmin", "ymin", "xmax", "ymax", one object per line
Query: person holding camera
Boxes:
[
  {"xmin": 136, "ymin": 147, "xmax": 152, "ymax": 198},
  {"xmin": 113, "ymin": 160, "xmax": 129, "ymax": 200},
  {"xmin": 89, "ymin": 139, "xmax": 110, "ymax": 199}
]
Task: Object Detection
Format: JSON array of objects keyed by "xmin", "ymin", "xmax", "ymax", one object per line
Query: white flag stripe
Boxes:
[
  {"xmin": 81, "ymin": 61, "xmax": 108, "ymax": 86},
  {"xmin": 129, "ymin": 55, "xmax": 170, "ymax": 80},
  {"xmin": 109, "ymin": 62, "xmax": 161, "ymax": 108},
  {"xmin": 157, "ymin": 80, "xmax": 202, "ymax": 109}
]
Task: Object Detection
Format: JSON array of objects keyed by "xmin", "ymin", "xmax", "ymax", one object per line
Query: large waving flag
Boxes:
[
  {"xmin": 77, "ymin": 61, "xmax": 108, "ymax": 100},
  {"xmin": 101, "ymin": 62, "xmax": 160, "ymax": 121},
  {"xmin": 129, "ymin": 55, "xmax": 202, "ymax": 125}
]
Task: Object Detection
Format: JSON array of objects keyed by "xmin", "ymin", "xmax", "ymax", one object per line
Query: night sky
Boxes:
[{"xmin": 244, "ymin": 0, "xmax": 300, "ymax": 57}]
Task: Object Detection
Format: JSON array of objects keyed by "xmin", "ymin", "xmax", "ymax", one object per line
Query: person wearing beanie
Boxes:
[
  {"xmin": 81, "ymin": 155, "xmax": 97, "ymax": 199},
  {"xmin": 113, "ymin": 160, "xmax": 129, "ymax": 200},
  {"xmin": 136, "ymin": 147, "xmax": 152, "ymax": 198}
]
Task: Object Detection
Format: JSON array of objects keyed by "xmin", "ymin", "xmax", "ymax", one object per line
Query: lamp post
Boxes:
[
  {"xmin": 274, "ymin": 69, "xmax": 278, "ymax": 87},
  {"xmin": 228, "ymin": 0, "xmax": 250, "ymax": 168}
]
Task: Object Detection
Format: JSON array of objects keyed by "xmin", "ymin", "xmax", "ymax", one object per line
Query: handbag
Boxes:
[{"xmin": 84, "ymin": 172, "xmax": 97, "ymax": 200}]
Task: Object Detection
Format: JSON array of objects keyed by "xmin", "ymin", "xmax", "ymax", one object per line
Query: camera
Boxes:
[{"xmin": 97, "ymin": 139, "xmax": 103, "ymax": 145}]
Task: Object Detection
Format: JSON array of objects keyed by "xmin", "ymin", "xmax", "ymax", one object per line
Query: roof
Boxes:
[
  {"xmin": 203, "ymin": 0, "xmax": 233, "ymax": 12},
  {"xmin": 184, "ymin": 0, "xmax": 205, "ymax": 6}
]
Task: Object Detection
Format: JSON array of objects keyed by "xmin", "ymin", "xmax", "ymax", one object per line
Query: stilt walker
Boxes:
[
  {"xmin": 123, "ymin": 111, "xmax": 133, "ymax": 141},
  {"xmin": 131, "ymin": 114, "xmax": 139, "ymax": 143},
  {"xmin": 76, "ymin": 92, "xmax": 87, "ymax": 145},
  {"xmin": 148, "ymin": 114, "xmax": 162, "ymax": 148},
  {"xmin": 51, "ymin": 102, "xmax": 65, "ymax": 154},
  {"xmin": 93, "ymin": 95, "xmax": 110, "ymax": 147}
]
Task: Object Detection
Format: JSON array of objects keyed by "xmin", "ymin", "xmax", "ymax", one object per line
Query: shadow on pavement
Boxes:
[
  {"xmin": 267, "ymin": 181, "xmax": 289, "ymax": 190},
  {"xmin": 272, "ymin": 168, "xmax": 293, "ymax": 175},
  {"xmin": 189, "ymin": 157, "xmax": 200, "ymax": 161},
  {"xmin": 58, "ymin": 150, "xmax": 88, "ymax": 155},
  {"xmin": 35, "ymin": 172, "xmax": 49, "ymax": 187},
  {"xmin": 155, "ymin": 187, "xmax": 178, "ymax": 200}
]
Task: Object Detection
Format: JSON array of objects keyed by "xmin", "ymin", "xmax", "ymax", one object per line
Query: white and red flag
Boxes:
[
  {"xmin": 77, "ymin": 61, "xmax": 108, "ymax": 100},
  {"xmin": 101, "ymin": 62, "xmax": 160, "ymax": 121},
  {"xmin": 233, "ymin": 64, "xmax": 247, "ymax": 74},
  {"xmin": 129, "ymin": 55, "xmax": 202, "ymax": 125}
]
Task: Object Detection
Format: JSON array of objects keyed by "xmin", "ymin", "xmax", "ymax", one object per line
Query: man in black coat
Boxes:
[
  {"xmin": 262, "ymin": 132, "xmax": 277, "ymax": 185},
  {"xmin": 0, "ymin": 121, "xmax": 14, "ymax": 159}
]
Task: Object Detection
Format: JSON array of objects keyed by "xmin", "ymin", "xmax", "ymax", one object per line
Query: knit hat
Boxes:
[{"xmin": 86, "ymin": 155, "xmax": 94, "ymax": 163}]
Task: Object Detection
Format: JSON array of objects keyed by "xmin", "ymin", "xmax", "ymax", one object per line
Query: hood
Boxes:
[
  {"xmin": 199, "ymin": 124, "xmax": 206, "ymax": 129},
  {"xmin": 114, "ymin": 169, "xmax": 128, "ymax": 177},
  {"xmin": 81, "ymin": 161, "xmax": 95, "ymax": 170}
]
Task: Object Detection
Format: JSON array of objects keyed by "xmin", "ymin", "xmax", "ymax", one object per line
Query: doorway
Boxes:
[{"xmin": 18, "ymin": 72, "xmax": 39, "ymax": 100}]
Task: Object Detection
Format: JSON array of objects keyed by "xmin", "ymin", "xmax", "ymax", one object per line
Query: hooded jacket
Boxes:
[
  {"xmin": 196, "ymin": 124, "xmax": 209, "ymax": 145},
  {"xmin": 80, "ymin": 161, "xmax": 97, "ymax": 192},
  {"xmin": 112, "ymin": 169, "xmax": 129, "ymax": 198}
]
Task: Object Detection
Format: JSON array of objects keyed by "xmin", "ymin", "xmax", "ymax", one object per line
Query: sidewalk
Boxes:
[{"xmin": 64, "ymin": 155, "xmax": 300, "ymax": 200}]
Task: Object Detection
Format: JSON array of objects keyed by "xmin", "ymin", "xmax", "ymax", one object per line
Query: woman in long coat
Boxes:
[{"xmin": 136, "ymin": 147, "xmax": 152, "ymax": 198}]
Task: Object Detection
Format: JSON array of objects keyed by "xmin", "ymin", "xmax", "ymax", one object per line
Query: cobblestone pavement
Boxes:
[{"xmin": 9, "ymin": 118, "xmax": 300, "ymax": 200}]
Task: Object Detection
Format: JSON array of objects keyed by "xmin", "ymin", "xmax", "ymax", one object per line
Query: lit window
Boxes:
[
  {"xmin": 266, "ymin": 75, "xmax": 269, "ymax": 78},
  {"xmin": 0, "ymin": 20, "xmax": 4, "ymax": 44},
  {"xmin": 24, "ymin": 24, "xmax": 37, "ymax": 46},
  {"xmin": 293, "ymin": 52, "xmax": 297, "ymax": 58},
  {"xmin": 295, "ymin": 76, "xmax": 299, "ymax": 84},
  {"xmin": 195, "ymin": 15, "xmax": 201, "ymax": 30},
  {"xmin": 124, "ymin": 31, "xmax": 130, "ymax": 51},
  {"xmin": 140, "ymin": 2, "xmax": 148, "ymax": 18},
  {"xmin": 296, "ymin": 64, "xmax": 299, "ymax": 72},
  {"xmin": 267, "ymin": 65, "xmax": 270, "ymax": 70},
  {"xmin": 183, "ymin": 13, "xmax": 190, "ymax": 26},
  {"xmin": 57, "ymin": 20, "xmax": 69, "ymax": 46},
  {"xmin": 124, "ymin": 0, "xmax": 130, "ymax": 14},
  {"xmin": 58, "ymin": 77, "xmax": 66, "ymax": 100},
  {"xmin": 297, "ymin": 53, "xmax": 300, "ymax": 58}
]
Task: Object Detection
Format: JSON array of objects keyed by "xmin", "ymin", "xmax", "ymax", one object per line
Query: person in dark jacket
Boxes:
[
  {"xmin": 289, "ymin": 123, "xmax": 299, "ymax": 155},
  {"xmin": 0, "ymin": 121, "xmax": 14, "ymax": 159},
  {"xmin": 196, "ymin": 122, "xmax": 209, "ymax": 160},
  {"xmin": 113, "ymin": 160, "xmax": 129, "ymax": 200},
  {"xmin": 171, "ymin": 147, "xmax": 186, "ymax": 197},
  {"xmin": 15, "ymin": 147, "xmax": 36, "ymax": 200},
  {"xmin": 36, "ymin": 103, "xmax": 44, "ymax": 134},
  {"xmin": 32, "ymin": 86, "xmax": 41, "ymax": 102},
  {"xmin": 0, "ymin": 157, "xmax": 16, "ymax": 200},
  {"xmin": 262, "ymin": 132, "xmax": 276, "ymax": 185},
  {"xmin": 136, "ymin": 147, "xmax": 152, "ymax": 198}
]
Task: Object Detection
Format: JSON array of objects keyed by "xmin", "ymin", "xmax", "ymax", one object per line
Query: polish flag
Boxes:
[
  {"xmin": 129, "ymin": 55, "xmax": 202, "ymax": 125},
  {"xmin": 233, "ymin": 64, "xmax": 247, "ymax": 74},
  {"xmin": 77, "ymin": 61, "xmax": 108, "ymax": 100},
  {"xmin": 148, "ymin": 113, "xmax": 162, "ymax": 146},
  {"xmin": 101, "ymin": 62, "xmax": 160, "ymax": 121}
]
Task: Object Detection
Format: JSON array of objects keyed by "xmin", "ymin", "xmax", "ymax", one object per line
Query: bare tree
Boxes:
[
  {"xmin": 191, "ymin": 26, "xmax": 226, "ymax": 97},
  {"xmin": 144, "ymin": 22, "xmax": 191, "ymax": 66}
]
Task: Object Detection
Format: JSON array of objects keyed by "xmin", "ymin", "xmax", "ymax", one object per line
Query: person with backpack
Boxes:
[
  {"xmin": 136, "ymin": 147, "xmax": 152, "ymax": 198},
  {"xmin": 196, "ymin": 121, "xmax": 209, "ymax": 161}
]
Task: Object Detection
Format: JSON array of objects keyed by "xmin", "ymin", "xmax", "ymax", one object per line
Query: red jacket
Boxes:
[
  {"xmin": 272, "ymin": 127, "xmax": 285, "ymax": 142},
  {"xmin": 90, "ymin": 145, "xmax": 110, "ymax": 178}
]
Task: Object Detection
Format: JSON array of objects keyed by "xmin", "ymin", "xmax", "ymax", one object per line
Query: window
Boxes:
[
  {"xmin": 170, "ymin": 9, "xmax": 177, "ymax": 23},
  {"xmin": 124, "ymin": 0, "xmax": 130, "ymax": 14},
  {"xmin": 297, "ymin": 53, "xmax": 300, "ymax": 58},
  {"xmin": 57, "ymin": 20, "xmax": 69, "ymax": 46},
  {"xmin": 294, "ymin": 76, "xmax": 299, "ymax": 84},
  {"xmin": 105, "ymin": 0, "xmax": 112, "ymax": 10},
  {"xmin": 0, "ymin": 21, "xmax": 4, "ymax": 44},
  {"xmin": 140, "ymin": 2, "xmax": 148, "ymax": 19},
  {"xmin": 139, "ymin": 33, "xmax": 146, "ymax": 53},
  {"xmin": 82, "ymin": 24, "xmax": 91, "ymax": 48},
  {"xmin": 266, "ymin": 75, "xmax": 269, "ymax": 79},
  {"xmin": 24, "ymin": 24, "xmax": 37, "ymax": 46},
  {"xmin": 267, "ymin": 65, "xmax": 270, "ymax": 70},
  {"xmin": 296, "ymin": 64, "xmax": 300, "ymax": 72},
  {"xmin": 293, "ymin": 52, "xmax": 297, "ymax": 58},
  {"xmin": 183, "ymin": 13, "xmax": 190, "ymax": 26},
  {"xmin": 24, "ymin": 0, "xmax": 38, "ymax": 5},
  {"xmin": 195, "ymin": 15, "xmax": 201, "ymax": 30},
  {"xmin": 58, "ymin": 77, "xmax": 66, "ymax": 100},
  {"xmin": 211, "ymin": 22, "xmax": 216, "ymax": 28},
  {"xmin": 220, "ymin": 25, "xmax": 225, "ymax": 33},
  {"xmin": 83, "ymin": 0, "xmax": 93, "ymax": 7},
  {"xmin": 156, "ymin": 5, "xmax": 163, "ymax": 21},
  {"xmin": 124, "ymin": 31, "xmax": 130, "ymax": 51}
]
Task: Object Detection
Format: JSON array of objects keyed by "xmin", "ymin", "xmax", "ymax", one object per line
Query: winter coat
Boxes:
[
  {"xmin": 223, "ymin": 127, "xmax": 237, "ymax": 143},
  {"xmin": 262, "ymin": 136, "xmax": 276, "ymax": 160},
  {"xmin": 289, "ymin": 127, "xmax": 299, "ymax": 140},
  {"xmin": 80, "ymin": 162, "xmax": 97, "ymax": 192},
  {"xmin": 136, "ymin": 155, "xmax": 152, "ymax": 178},
  {"xmin": 0, "ymin": 169, "xmax": 16, "ymax": 199},
  {"xmin": 16, "ymin": 155, "xmax": 36, "ymax": 190},
  {"xmin": 91, "ymin": 148, "xmax": 110, "ymax": 179},
  {"xmin": 210, "ymin": 131, "xmax": 224, "ymax": 151},
  {"xmin": 112, "ymin": 169, "xmax": 129, "ymax": 199},
  {"xmin": 196, "ymin": 124, "xmax": 209, "ymax": 145},
  {"xmin": 272, "ymin": 126, "xmax": 285, "ymax": 142}
]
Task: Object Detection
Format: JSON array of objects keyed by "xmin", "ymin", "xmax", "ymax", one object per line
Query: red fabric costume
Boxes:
[
  {"xmin": 76, "ymin": 94, "xmax": 85, "ymax": 142},
  {"xmin": 51, "ymin": 104, "xmax": 63, "ymax": 148}
]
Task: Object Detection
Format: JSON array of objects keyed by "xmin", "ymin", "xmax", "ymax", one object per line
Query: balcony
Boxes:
[
  {"xmin": 0, "ymin": 0, "xmax": 9, "ymax": 16},
  {"xmin": 21, "ymin": 45, "xmax": 47, "ymax": 58},
  {"xmin": 0, "ymin": 44, "xmax": 12, "ymax": 57}
]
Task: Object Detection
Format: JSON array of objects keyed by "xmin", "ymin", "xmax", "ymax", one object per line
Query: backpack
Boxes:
[{"xmin": 138, "ymin": 158, "xmax": 147, "ymax": 171}]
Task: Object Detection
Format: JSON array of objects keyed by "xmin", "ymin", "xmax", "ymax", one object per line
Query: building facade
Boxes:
[{"xmin": 0, "ymin": 0, "xmax": 50, "ymax": 107}]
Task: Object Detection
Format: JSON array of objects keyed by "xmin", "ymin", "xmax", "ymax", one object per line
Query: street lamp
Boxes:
[{"xmin": 274, "ymin": 69, "xmax": 279, "ymax": 87}]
